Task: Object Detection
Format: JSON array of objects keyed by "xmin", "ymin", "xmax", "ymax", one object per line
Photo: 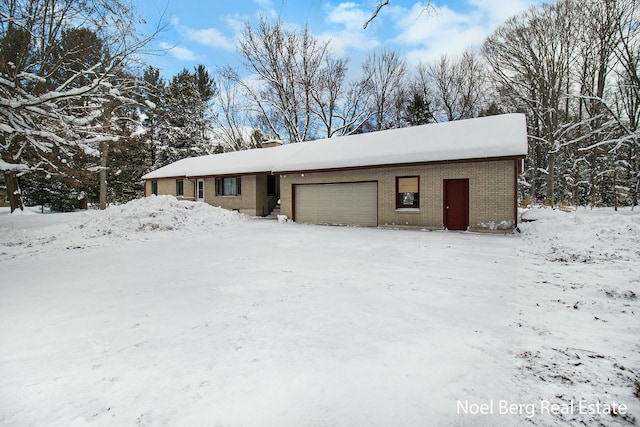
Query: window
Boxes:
[
  {"xmin": 151, "ymin": 181, "xmax": 158, "ymax": 196},
  {"xmin": 216, "ymin": 177, "xmax": 242, "ymax": 196},
  {"xmin": 176, "ymin": 179, "xmax": 184, "ymax": 197},
  {"xmin": 396, "ymin": 176, "xmax": 419, "ymax": 209}
]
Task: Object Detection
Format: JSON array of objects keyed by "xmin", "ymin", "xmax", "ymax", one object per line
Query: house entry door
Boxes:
[
  {"xmin": 196, "ymin": 179, "xmax": 205, "ymax": 202},
  {"xmin": 444, "ymin": 179, "xmax": 469, "ymax": 230}
]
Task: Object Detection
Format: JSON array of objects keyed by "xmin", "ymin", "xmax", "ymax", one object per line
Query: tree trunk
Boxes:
[
  {"xmin": 99, "ymin": 100, "xmax": 113, "ymax": 210},
  {"xmin": 613, "ymin": 164, "xmax": 618, "ymax": 212},
  {"xmin": 4, "ymin": 171, "xmax": 24, "ymax": 213},
  {"xmin": 99, "ymin": 140, "xmax": 108, "ymax": 210},
  {"xmin": 547, "ymin": 150, "xmax": 555, "ymax": 207},
  {"xmin": 633, "ymin": 175, "xmax": 639, "ymax": 211},
  {"xmin": 589, "ymin": 150, "xmax": 597, "ymax": 208}
]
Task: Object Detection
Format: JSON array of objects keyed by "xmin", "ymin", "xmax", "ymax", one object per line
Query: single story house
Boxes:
[{"xmin": 142, "ymin": 113, "xmax": 527, "ymax": 232}]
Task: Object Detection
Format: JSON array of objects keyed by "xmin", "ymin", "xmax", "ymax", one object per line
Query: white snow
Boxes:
[
  {"xmin": 141, "ymin": 142, "xmax": 307, "ymax": 179},
  {"xmin": 0, "ymin": 159, "xmax": 30, "ymax": 172},
  {"xmin": 273, "ymin": 113, "xmax": 527, "ymax": 173},
  {"xmin": 0, "ymin": 196, "xmax": 246, "ymax": 257},
  {"xmin": 0, "ymin": 201, "xmax": 638, "ymax": 426},
  {"xmin": 521, "ymin": 207, "xmax": 569, "ymax": 221},
  {"xmin": 9, "ymin": 208, "xmax": 36, "ymax": 216},
  {"xmin": 142, "ymin": 114, "xmax": 527, "ymax": 180}
]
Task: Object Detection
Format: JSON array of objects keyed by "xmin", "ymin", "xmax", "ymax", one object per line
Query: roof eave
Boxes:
[{"xmin": 272, "ymin": 155, "xmax": 526, "ymax": 175}]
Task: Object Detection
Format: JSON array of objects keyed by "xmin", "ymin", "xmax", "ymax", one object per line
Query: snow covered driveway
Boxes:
[{"xmin": 0, "ymin": 200, "xmax": 638, "ymax": 426}]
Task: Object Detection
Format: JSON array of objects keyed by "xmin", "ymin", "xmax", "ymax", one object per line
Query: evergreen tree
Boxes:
[
  {"xmin": 405, "ymin": 92, "xmax": 435, "ymax": 126},
  {"xmin": 0, "ymin": 0, "xmax": 158, "ymax": 212},
  {"xmin": 156, "ymin": 67, "xmax": 217, "ymax": 167},
  {"xmin": 140, "ymin": 66, "xmax": 165, "ymax": 170}
]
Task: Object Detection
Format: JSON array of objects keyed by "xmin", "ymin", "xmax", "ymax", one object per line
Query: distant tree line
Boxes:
[{"xmin": 1, "ymin": 0, "xmax": 638, "ymax": 211}]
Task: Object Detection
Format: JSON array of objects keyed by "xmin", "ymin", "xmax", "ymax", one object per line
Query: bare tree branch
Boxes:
[{"xmin": 363, "ymin": 0, "xmax": 389, "ymax": 30}]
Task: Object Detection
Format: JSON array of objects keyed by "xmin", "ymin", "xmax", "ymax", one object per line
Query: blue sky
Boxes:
[{"xmin": 135, "ymin": 0, "xmax": 545, "ymax": 78}]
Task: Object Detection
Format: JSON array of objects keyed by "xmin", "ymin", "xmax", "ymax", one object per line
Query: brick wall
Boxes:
[
  {"xmin": 146, "ymin": 175, "xmax": 267, "ymax": 216},
  {"xmin": 279, "ymin": 159, "xmax": 517, "ymax": 232},
  {"xmin": 254, "ymin": 175, "xmax": 269, "ymax": 217},
  {"xmin": 144, "ymin": 159, "xmax": 517, "ymax": 231},
  {"xmin": 145, "ymin": 178, "xmax": 195, "ymax": 201},
  {"xmin": 205, "ymin": 175, "xmax": 258, "ymax": 215}
]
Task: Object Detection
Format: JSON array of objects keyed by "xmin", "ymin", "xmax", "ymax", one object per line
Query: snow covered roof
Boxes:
[
  {"xmin": 142, "ymin": 143, "xmax": 304, "ymax": 179},
  {"xmin": 142, "ymin": 114, "xmax": 527, "ymax": 180}
]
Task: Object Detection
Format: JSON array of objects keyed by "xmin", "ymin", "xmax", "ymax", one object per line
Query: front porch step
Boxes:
[{"xmin": 266, "ymin": 204, "xmax": 281, "ymax": 219}]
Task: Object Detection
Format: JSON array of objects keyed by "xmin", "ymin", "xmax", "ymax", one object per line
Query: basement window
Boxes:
[
  {"xmin": 396, "ymin": 176, "xmax": 419, "ymax": 209},
  {"xmin": 216, "ymin": 177, "xmax": 242, "ymax": 196}
]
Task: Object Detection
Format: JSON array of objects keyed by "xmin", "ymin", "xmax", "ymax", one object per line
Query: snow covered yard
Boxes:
[{"xmin": 0, "ymin": 198, "xmax": 638, "ymax": 426}]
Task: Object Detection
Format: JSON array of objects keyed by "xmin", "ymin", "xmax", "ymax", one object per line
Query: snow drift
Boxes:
[
  {"xmin": 0, "ymin": 195, "xmax": 246, "ymax": 259},
  {"xmin": 77, "ymin": 195, "xmax": 246, "ymax": 237}
]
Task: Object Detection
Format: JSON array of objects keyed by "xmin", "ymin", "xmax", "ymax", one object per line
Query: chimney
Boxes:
[{"xmin": 261, "ymin": 139, "xmax": 283, "ymax": 148}]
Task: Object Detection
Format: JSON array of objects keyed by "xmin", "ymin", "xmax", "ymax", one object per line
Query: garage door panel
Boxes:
[{"xmin": 295, "ymin": 182, "xmax": 377, "ymax": 226}]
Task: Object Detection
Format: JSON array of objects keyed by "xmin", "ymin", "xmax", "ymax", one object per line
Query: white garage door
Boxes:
[{"xmin": 294, "ymin": 182, "xmax": 378, "ymax": 226}]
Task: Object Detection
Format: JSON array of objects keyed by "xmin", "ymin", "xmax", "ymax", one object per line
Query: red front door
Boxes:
[{"xmin": 444, "ymin": 179, "xmax": 469, "ymax": 231}]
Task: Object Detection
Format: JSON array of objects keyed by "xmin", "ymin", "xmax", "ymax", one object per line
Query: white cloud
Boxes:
[
  {"xmin": 390, "ymin": 1, "xmax": 538, "ymax": 66},
  {"xmin": 168, "ymin": 13, "xmax": 237, "ymax": 54},
  {"xmin": 249, "ymin": 0, "xmax": 279, "ymax": 20},
  {"xmin": 325, "ymin": 2, "xmax": 369, "ymax": 31},
  {"xmin": 224, "ymin": 13, "xmax": 250, "ymax": 34},
  {"xmin": 317, "ymin": 29, "xmax": 380, "ymax": 58},
  {"xmin": 159, "ymin": 42, "xmax": 200, "ymax": 61},
  {"xmin": 394, "ymin": 4, "xmax": 476, "ymax": 45},
  {"xmin": 467, "ymin": 0, "xmax": 538, "ymax": 24},
  {"xmin": 317, "ymin": 2, "xmax": 381, "ymax": 57},
  {"xmin": 185, "ymin": 28, "xmax": 235, "ymax": 51}
]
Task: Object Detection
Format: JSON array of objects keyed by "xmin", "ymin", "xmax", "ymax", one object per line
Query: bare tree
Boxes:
[
  {"xmin": 237, "ymin": 18, "xmax": 328, "ymax": 142},
  {"xmin": 428, "ymin": 50, "xmax": 487, "ymax": 121},
  {"xmin": 363, "ymin": 1, "xmax": 433, "ymax": 30},
  {"xmin": 310, "ymin": 56, "xmax": 373, "ymax": 138},
  {"xmin": 610, "ymin": 0, "xmax": 640, "ymax": 208},
  {"xmin": 361, "ymin": 49, "xmax": 408, "ymax": 131},
  {"xmin": 311, "ymin": 56, "xmax": 347, "ymax": 138},
  {"xmin": 571, "ymin": 0, "xmax": 623, "ymax": 207},
  {"xmin": 210, "ymin": 67, "xmax": 260, "ymax": 151},
  {"xmin": 484, "ymin": 1, "xmax": 576, "ymax": 206}
]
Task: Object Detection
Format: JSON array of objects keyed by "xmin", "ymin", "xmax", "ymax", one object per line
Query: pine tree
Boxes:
[
  {"xmin": 405, "ymin": 92, "xmax": 435, "ymax": 126},
  {"xmin": 0, "ymin": 0, "xmax": 158, "ymax": 211},
  {"xmin": 156, "ymin": 67, "xmax": 216, "ymax": 166}
]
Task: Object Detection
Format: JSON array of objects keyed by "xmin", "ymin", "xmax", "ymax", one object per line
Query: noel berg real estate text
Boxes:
[{"xmin": 456, "ymin": 399, "xmax": 628, "ymax": 418}]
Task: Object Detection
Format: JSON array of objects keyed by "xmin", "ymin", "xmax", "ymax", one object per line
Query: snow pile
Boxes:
[
  {"xmin": 76, "ymin": 195, "xmax": 246, "ymax": 237},
  {"xmin": 516, "ymin": 207, "xmax": 640, "ymax": 426},
  {"xmin": 520, "ymin": 207, "xmax": 640, "ymax": 264},
  {"xmin": 520, "ymin": 207, "xmax": 569, "ymax": 222},
  {"xmin": 9, "ymin": 207, "xmax": 37, "ymax": 215},
  {"xmin": 0, "ymin": 196, "xmax": 246, "ymax": 259}
]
